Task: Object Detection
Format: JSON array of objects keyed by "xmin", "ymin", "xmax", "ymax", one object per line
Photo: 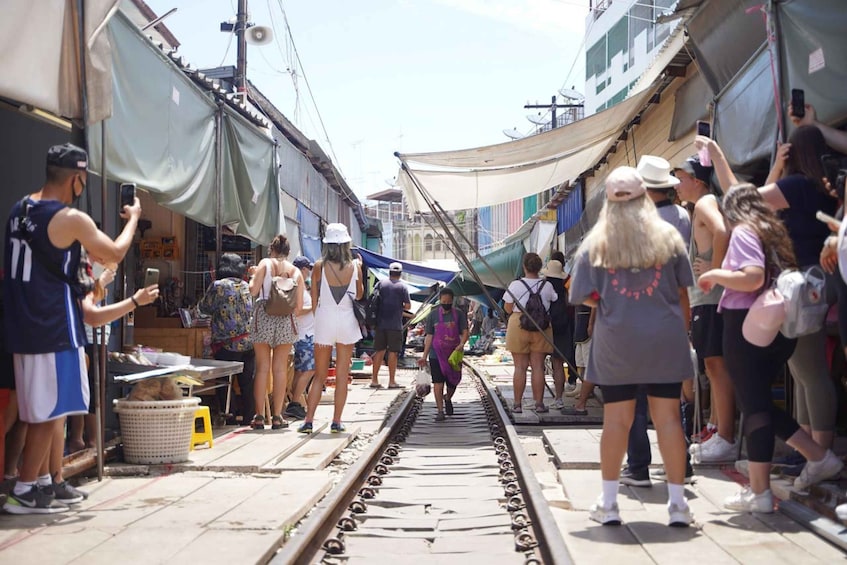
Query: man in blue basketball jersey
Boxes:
[{"xmin": 3, "ymin": 143, "xmax": 141, "ymax": 514}]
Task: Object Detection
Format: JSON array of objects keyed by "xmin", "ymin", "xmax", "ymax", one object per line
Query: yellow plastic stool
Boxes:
[{"xmin": 190, "ymin": 406, "xmax": 214, "ymax": 450}]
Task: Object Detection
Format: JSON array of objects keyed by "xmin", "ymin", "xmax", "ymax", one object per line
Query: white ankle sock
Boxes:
[
  {"xmin": 667, "ymin": 483, "xmax": 686, "ymax": 507},
  {"xmin": 601, "ymin": 480, "xmax": 618, "ymax": 507},
  {"xmin": 37, "ymin": 474, "xmax": 51, "ymax": 487},
  {"xmin": 4, "ymin": 474, "xmax": 16, "ymax": 481},
  {"xmin": 13, "ymin": 480, "xmax": 35, "ymax": 496}
]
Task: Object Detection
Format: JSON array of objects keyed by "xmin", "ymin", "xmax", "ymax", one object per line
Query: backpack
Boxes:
[
  {"xmin": 776, "ymin": 266, "xmax": 828, "ymax": 339},
  {"xmin": 365, "ymin": 282, "xmax": 381, "ymax": 326},
  {"xmin": 263, "ymin": 261, "xmax": 298, "ymax": 317},
  {"xmin": 518, "ymin": 279, "xmax": 550, "ymax": 332}
]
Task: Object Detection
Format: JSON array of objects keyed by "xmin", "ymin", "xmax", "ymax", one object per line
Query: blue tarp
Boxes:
[
  {"xmin": 355, "ymin": 247, "xmax": 457, "ymax": 283},
  {"xmin": 298, "ymin": 203, "xmax": 322, "ymax": 262}
]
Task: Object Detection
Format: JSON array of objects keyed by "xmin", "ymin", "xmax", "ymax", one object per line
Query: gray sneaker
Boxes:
[
  {"xmin": 3, "ymin": 485, "xmax": 68, "ymax": 515},
  {"xmin": 53, "ymin": 481, "xmax": 88, "ymax": 504}
]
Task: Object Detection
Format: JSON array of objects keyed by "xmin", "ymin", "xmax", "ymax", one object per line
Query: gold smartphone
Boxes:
[{"xmin": 144, "ymin": 267, "xmax": 160, "ymax": 288}]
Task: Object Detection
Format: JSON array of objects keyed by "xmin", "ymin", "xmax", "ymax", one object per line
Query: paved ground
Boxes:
[{"xmin": 1, "ymin": 353, "xmax": 845, "ymax": 564}]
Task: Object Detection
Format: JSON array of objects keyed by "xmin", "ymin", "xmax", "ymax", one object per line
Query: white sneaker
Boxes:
[
  {"xmin": 723, "ymin": 487, "xmax": 774, "ymax": 513},
  {"xmin": 836, "ymin": 502, "xmax": 847, "ymax": 522},
  {"xmin": 794, "ymin": 450, "xmax": 844, "ymax": 491},
  {"xmin": 690, "ymin": 435, "xmax": 737, "ymax": 464},
  {"xmin": 551, "ymin": 398, "xmax": 565, "ymax": 410},
  {"xmin": 589, "ymin": 497, "xmax": 621, "ymax": 525},
  {"xmin": 564, "ymin": 382, "xmax": 580, "ymax": 397},
  {"xmin": 667, "ymin": 503, "xmax": 694, "ymax": 527}
]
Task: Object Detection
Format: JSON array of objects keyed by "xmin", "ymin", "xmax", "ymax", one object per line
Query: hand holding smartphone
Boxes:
[
  {"xmin": 791, "ymin": 89, "xmax": 805, "ymax": 119},
  {"xmin": 120, "ymin": 183, "xmax": 136, "ymax": 208},
  {"xmin": 144, "ymin": 267, "xmax": 160, "ymax": 289}
]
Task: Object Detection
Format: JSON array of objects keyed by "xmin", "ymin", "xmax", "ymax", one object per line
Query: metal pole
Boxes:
[
  {"xmin": 215, "ymin": 103, "xmax": 224, "ymax": 261},
  {"xmin": 236, "ymin": 0, "xmax": 248, "ymax": 92},
  {"xmin": 95, "ymin": 119, "xmax": 107, "ymax": 482},
  {"xmin": 551, "ymin": 95, "xmax": 557, "ymax": 129}
]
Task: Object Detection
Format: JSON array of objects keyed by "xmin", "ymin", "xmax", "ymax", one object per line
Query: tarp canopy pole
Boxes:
[
  {"xmin": 398, "ymin": 157, "xmax": 567, "ymax": 363},
  {"xmin": 215, "ymin": 103, "xmax": 224, "ymax": 261}
]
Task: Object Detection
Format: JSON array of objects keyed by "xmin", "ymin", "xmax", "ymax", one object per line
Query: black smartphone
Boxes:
[
  {"xmin": 822, "ymin": 154, "xmax": 840, "ymax": 183},
  {"xmin": 696, "ymin": 120, "xmax": 711, "ymax": 138},
  {"xmin": 791, "ymin": 88, "xmax": 805, "ymax": 118},
  {"xmin": 120, "ymin": 183, "xmax": 136, "ymax": 208}
]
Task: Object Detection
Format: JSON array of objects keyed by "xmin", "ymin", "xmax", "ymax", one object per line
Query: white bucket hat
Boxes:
[
  {"xmin": 323, "ymin": 223, "xmax": 352, "ymax": 244},
  {"xmin": 637, "ymin": 155, "xmax": 681, "ymax": 189}
]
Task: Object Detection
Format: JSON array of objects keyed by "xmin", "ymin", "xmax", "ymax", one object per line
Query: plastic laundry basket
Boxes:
[{"xmin": 113, "ymin": 397, "xmax": 200, "ymax": 464}]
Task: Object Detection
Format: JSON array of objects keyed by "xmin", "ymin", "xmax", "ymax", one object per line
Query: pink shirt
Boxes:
[{"xmin": 718, "ymin": 225, "xmax": 765, "ymax": 311}]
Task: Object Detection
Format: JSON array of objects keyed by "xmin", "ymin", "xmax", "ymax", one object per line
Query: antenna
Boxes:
[
  {"xmin": 502, "ymin": 128, "xmax": 525, "ymax": 140},
  {"xmin": 526, "ymin": 114, "xmax": 550, "ymax": 126}
]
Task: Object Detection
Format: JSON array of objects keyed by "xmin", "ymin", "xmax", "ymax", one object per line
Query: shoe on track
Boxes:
[
  {"xmin": 3, "ymin": 485, "xmax": 68, "ymax": 515},
  {"xmin": 723, "ymin": 487, "xmax": 773, "ymax": 513},
  {"xmin": 445, "ymin": 398, "xmax": 454, "ymax": 415},
  {"xmin": 619, "ymin": 467, "xmax": 651, "ymax": 487},
  {"xmin": 794, "ymin": 450, "xmax": 844, "ymax": 491},
  {"xmin": 667, "ymin": 503, "xmax": 694, "ymax": 527},
  {"xmin": 297, "ymin": 422, "xmax": 314, "ymax": 434},
  {"xmin": 52, "ymin": 481, "xmax": 87, "ymax": 504},
  {"xmin": 330, "ymin": 422, "xmax": 346, "ymax": 433},
  {"xmin": 589, "ymin": 497, "xmax": 621, "ymax": 525}
]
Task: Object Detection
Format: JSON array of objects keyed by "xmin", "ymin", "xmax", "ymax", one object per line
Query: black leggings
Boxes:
[{"xmin": 722, "ymin": 309, "xmax": 799, "ymax": 462}]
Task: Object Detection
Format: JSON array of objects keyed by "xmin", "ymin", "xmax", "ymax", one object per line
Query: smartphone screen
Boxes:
[
  {"xmin": 791, "ymin": 88, "xmax": 805, "ymax": 118},
  {"xmin": 144, "ymin": 268, "xmax": 160, "ymax": 288},
  {"xmin": 696, "ymin": 121, "xmax": 711, "ymax": 138},
  {"xmin": 120, "ymin": 183, "xmax": 136, "ymax": 208}
]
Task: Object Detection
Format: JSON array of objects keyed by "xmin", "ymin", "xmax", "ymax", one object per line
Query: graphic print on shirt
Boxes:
[{"xmin": 608, "ymin": 265, "xmax": 662, "ymax": 300}]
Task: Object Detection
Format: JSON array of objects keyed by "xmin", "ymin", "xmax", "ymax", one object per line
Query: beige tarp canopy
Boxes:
[{"xmin": 0, "ymin": 0, "xmax": 118, "ymax": 123}]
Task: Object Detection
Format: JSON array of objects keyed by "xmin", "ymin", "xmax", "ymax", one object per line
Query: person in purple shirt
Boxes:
[{"xmin": 698, "ymin": 184, "xmax": 842, "ymax": 513}]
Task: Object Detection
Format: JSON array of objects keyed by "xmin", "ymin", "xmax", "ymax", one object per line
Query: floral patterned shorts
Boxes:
[{"xmin": 252, "ymin": 302, "xmax": 297, "ymax": 347}]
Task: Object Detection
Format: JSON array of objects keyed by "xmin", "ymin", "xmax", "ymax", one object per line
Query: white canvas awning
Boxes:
[
  {"xmin": 0, "ymin": 0, "xmax": 118, "ymax": 124},
  {"xmin": 397, "ymin": 89, "xmax": 652, "ymax": 213}
]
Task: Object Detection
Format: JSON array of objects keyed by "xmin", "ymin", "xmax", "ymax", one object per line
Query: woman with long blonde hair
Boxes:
[{"xmin": 570, "ymin": 166, "xmax": 694, "ymax": 527}]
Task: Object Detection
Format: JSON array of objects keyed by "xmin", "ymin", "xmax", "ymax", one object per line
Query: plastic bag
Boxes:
[
  {"xmin": 414, "ymin": 369, "xmax": 431, "ymax": 397},
  {"xmin": 448, "ymin": 349, "xmax": 464, "ymax": 371}
]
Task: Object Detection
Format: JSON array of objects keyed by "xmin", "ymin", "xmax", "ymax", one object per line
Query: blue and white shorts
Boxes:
[
  {"xmin": 14, "ymin": 347, "xmax": 89, "ymax": 423},
  {"xmin": 294, "ymin": 335, "xmax": 315, "ymax": 372}
]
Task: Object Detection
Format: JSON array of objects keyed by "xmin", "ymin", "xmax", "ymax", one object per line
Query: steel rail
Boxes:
[
  {"xmin": 472, "ymin": 365, "xmax": 575, "ymax": 565},
  {"xmin": 267, "ymin": 390, "xmax": 418, "ymax": 564}
]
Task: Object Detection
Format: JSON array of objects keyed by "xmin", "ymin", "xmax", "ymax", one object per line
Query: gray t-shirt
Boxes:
[
  {"xmin": 656, "ymin": 201, "xmax": 691, "ymax": 247},
  {"xmin": 569, "ymin": 250, "xmax": 694, "ymax": 386},
  {"xmin": 375, "ymin": 278, "xmax": 410, "ymax": 331}
]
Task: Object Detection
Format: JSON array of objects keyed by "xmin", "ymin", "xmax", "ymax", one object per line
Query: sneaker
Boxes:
[
  {"xmin": 435, "ymin": 412, "xmax": 446, "ymax": 422},
  {"xmin": 330, "ymin": 422, "xmax": 346, "ymax": 433},
  {"xmin": 836, "ymin": 502, "xmax": 847, "ymax": 522},
  {"xmin": 690, "ymin": 435, "xmax": 737, "ymax": 464},
  {"xmin": 52, "ymin": 481, "xmax": 87, "ymax": 504},
  {"xmin": 551, "ymin": 398, "xmax": 565, "ymax": 410},
  {"xmin": 723, "ymin": 487, "xmax": 773, "ymax": 513},
  {"xmin": 564, "ymin": 382, "xmax": 578, "ymax": 395},
  {"xmin": 619, "ymin": 467, "xmax": 651, "ymax": 487},
  {"xmin": 794, "ymin": 450, "xmax": 844, "ymax": 491},
  {"xmin": 297, "ymin": 422, "xmax": 313, "ymax": 434},
  {"xmin": 445, "ymin": 398, "xmax": 454, "ymax": 416},
  {"xmin": 650, "ymin": 466, "xmax": 695, "ymax": 485},
  {"xmin": 3, "ymin": 485, "xmax": 68, "ymax": 514},
  {"xmin": 589, "ymin": 497, "xmax": 621, "ymax": 525},
  {"xmin": 565, "ymin": 383, "xmax": 582, "ymax": 398},
  {"xmin": 250, "ymin": 414, "xmax": 265, "ymax": 430},
  {"xmin": 283, "ymin": 402, "xmax": 306, "ymax": 421},
  {"xmin": 691, "ymin": 424, "xmax": 716, "ymax": 444},
  {"xmin": 271, "ymin": 415, "xmax": 289, "ymax": 430},
  {"xmin": 667, "ymin": 503, "xmax": 694, "ymax": 527}
]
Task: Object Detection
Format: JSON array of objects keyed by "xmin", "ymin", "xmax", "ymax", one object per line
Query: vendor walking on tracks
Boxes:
[
  {"xmin": 418, "ymin": 288, "xmax": 468, "ymax": 421},
  {"xmin": 569, "ymin": 166, "xmax": 695, "ymax": 528},
  {"xmin": 370, "ymin": 262, "xmax": 411, "ymax": 389}
]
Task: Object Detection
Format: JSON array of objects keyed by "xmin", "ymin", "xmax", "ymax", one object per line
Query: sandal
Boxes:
[
  {"xmin": 512, "ymin": 404, "xmax": 523, "ymax": 414},
  {"xmin": 250, "ymin": 414, "xmax": 265, "ymax": 430},
  {"xmin": 535, "ymin": 404, "xmax": 549, "ymax": 413},
  {"xmin": 271, "ymin": 415, "xmax": 289, "ymax": 430}
]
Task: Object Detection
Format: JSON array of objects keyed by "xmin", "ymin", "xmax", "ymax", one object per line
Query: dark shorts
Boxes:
[
  {"xmin": 293, "ymin": 336, "xmax": 315, "ymax": 372},
  {"xmin": 0, "ymin": 351, "xmax": 14, "ymax": 390},
  {"xmin": 428, "ymin": 357, "xmax": 457, "ymax": 389},
  {"xmin": 600, "ymin": 382, "xmax": 682, "ymax": 404},
  {"xmin": 691, "ymin": 304, "xmax": 723, "ymax": 360},
  {"xmin": 373, "ymin": 329, "xmax": 403, "ymax": 353}
]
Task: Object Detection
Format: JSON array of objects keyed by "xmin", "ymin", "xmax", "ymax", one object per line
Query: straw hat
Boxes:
[{"xmin": 541, "ymin": 260, "xmax": 566, "ymax": 279}]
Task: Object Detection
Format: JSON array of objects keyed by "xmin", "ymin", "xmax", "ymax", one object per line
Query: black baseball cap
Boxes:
[
  {"xmin": 292, "ymin": 255, "xmax": 313, "ymax": 269},
  {"xmin": 674, "ymin": 155, "xmax": 713, "ymax": 186},
  {"xmin": 46, "ymin": 143, "xmax": 88, "ymax": 171}
]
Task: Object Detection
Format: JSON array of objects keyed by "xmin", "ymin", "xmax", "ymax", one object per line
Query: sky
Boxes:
[{"xmin": 143, "ymin": 0, "xmax": 589, "ymax": 199}]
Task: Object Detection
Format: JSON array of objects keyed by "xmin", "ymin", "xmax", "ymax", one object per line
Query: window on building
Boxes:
[
  {"xmin": 424, "ymin": 234, "xmax": 433, "ymax": 252},
  {"xmin": 435, "ymin": 239, "xmax": 442, "ymax": 252},
  {"xmin": 586, "ymin": 36, "xmax": 607, "ymax": 80},
  {"xmin": 607, "ymin": 17, "xmax": 628, "ymax": 70}
]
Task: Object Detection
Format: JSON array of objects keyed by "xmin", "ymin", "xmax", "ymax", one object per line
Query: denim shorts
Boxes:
[{"xmin": 293, "ymin": 335, "xmax": 315, "ymax": 371}]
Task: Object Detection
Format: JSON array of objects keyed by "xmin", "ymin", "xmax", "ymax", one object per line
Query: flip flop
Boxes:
[
  {"xmin": 387, "ymin": 384, "xmax": 402, "ymax": 389},
  {"xmin": 369, "ymin": 383, "xmax": 383, "ymax": 389},
  {"xmin": 562, "ymin": 407, "xmax": 588, "ymax": 416},
  {"xmin": 535, "ymin": 404, "xmax": 549, "ymax": 413}
]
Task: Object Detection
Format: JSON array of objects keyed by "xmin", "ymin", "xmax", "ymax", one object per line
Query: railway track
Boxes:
[{"xmin": 271, "ymin": 367, "xmax": 572, "ymax": 564}]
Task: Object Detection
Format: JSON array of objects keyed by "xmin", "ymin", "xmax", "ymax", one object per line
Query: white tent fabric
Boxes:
[
  {"xmin": 397, "ymin": 89, "xmax": 652, "ymax": 213},
  {"xmin": 0, "ymin": 0, "xmax": 117, "ymax": 124}
]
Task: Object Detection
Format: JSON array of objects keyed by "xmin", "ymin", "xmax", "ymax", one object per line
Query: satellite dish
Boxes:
[
  {"xmin": 503, "ymin": 128, "xmax": 524, "ymax": 140},
  {"xmin": 246, "ymin": 25, "xmax": 273, "ymax": 45},
  {"xmin": 559, "ymin": 87, "xmax": 584, "ymax": 100},
  {"xmin": 526, "ymin": 114, "xmax": 549, "ymax": 126}
]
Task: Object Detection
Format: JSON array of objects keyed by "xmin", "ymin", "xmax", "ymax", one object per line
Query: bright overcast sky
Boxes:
[{"xmin": 143, "ymin": 0, "xmax": 588, "ymax": 199}]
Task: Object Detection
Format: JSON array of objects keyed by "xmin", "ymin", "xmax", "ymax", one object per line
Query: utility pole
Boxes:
[
  {"xmin": 235, "ymin": 0, "xmax": 248, "ymax": 92},
  {"xmin": 524, "ymin": 95, "xmax": 583, "ymax": 130}
]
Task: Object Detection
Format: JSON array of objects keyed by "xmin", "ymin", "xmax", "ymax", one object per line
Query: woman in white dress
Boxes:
[{"xmin": 298, "ymin": 224, "xmax": 364, "ymax": 433}]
